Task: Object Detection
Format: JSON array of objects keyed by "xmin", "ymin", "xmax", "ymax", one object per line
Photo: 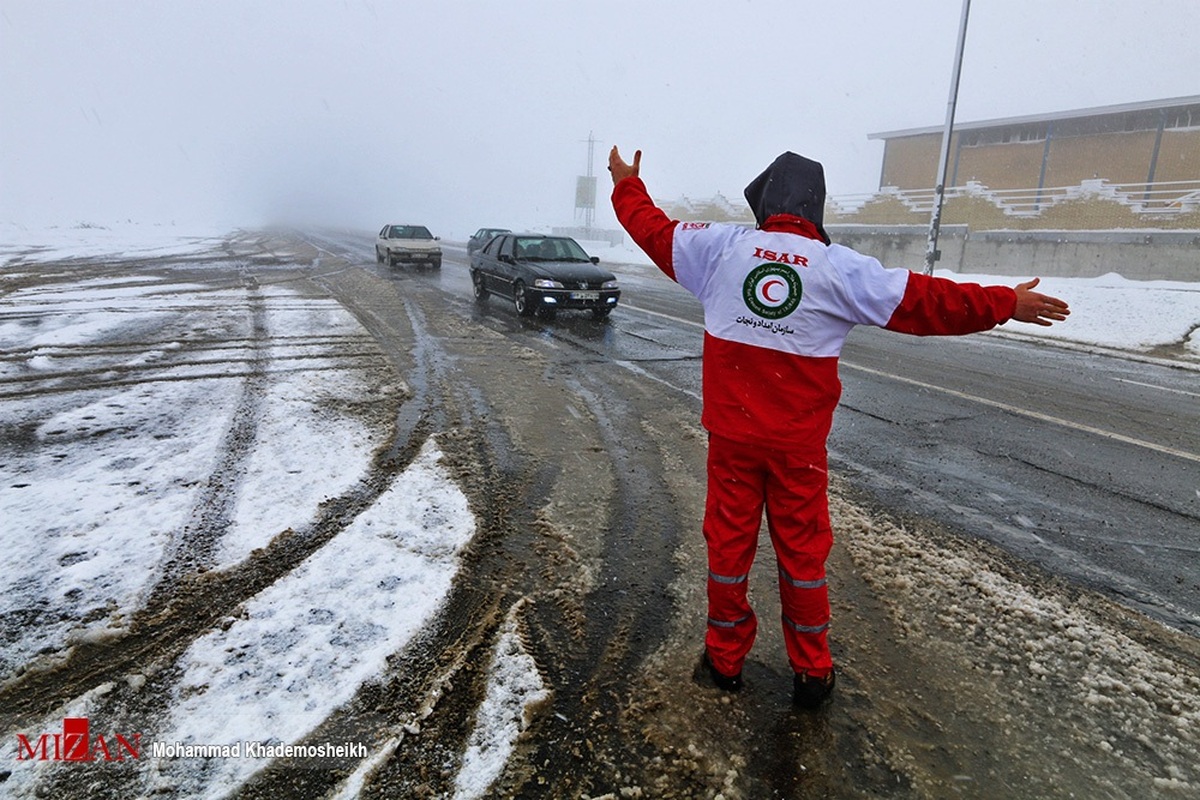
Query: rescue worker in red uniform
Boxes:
[{"xmin": 608, "ymin": 147, "xmax": 1070, "ymax": 709}]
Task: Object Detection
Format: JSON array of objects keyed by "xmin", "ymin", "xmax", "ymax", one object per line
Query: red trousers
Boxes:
[{"xmin": 703, "ymin": 434, "xmax": 833, "ymax": 678}]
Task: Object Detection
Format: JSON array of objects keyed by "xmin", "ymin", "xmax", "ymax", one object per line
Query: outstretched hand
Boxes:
[
  {"xmin": 1012, "ymin": 278, "xmax": 1070, "ymax": 326},
  {"xmin": 608, "ymin": 146, "xmax": 641, "ymax": 185}
]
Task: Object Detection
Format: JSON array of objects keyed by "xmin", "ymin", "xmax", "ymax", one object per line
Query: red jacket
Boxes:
[{"xmin": 612, "ymin": 176, "xmax": 1016, "ymax": 451}]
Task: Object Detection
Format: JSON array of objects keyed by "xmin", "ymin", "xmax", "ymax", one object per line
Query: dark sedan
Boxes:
[
  {"xmin": 470, "ymin": 233, "xmax": 620, "ymax": 319},
  {"xmin": 467, "ymin": 227, "xmax": 511, "ymax": 255}
]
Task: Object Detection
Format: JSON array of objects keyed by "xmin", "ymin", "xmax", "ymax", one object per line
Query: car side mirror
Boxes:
[
  {"xmin": 435, "ymin": 236, "xmax": 441, "ymax": 240},
  {"xmin": 499, "ymin": 254, "xmax": 512, "ymax": 263},
  {"xmin": 590, "ymin": 256, "xmax": 600, "ymax": 264}
]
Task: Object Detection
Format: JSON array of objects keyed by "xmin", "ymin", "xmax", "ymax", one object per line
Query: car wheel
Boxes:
[
  {"xmin": 375, "ymin": 246, "xmax": 384, "ymax": 264},
  {"xmin": 472, "ymin": 271, "xmax": 488, "ymax": 303},
  {"xmin": 513, "ymin": 281, "xmax": 534, "ymax": 317},
  {"xmin": 592, "ymin": 307, "xmax": 612, "ymax": 320},
  {"xmin": 432, "ymin": 258, "xmax": 442, "ymax": 270}
]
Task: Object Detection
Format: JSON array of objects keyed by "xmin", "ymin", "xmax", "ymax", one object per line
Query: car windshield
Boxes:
[
  {"xmin": 514, "ymin": 237, "xmax": 590, "ymax": 261},
  {"xmin": 389, "ymin": 225, "xmax": 433, "ymax": 239}
]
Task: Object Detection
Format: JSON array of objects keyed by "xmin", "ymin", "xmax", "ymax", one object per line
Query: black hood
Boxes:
[{"xmin": 743, "ymin": 152, "xmax": 831, "ymax": 244}]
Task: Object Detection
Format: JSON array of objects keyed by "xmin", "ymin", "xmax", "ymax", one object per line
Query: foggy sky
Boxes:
[{"xmin": 3, "ymin": 0, "xmax": 1198, "ymax": 238}]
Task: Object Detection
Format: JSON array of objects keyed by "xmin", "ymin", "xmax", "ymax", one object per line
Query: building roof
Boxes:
[{"xmin": 868, "ymin": 95, "xmax": 1200, "ymax": 141}]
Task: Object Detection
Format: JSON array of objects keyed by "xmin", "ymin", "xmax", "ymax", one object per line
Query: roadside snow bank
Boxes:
[{"xmin": 955, "ymin": 271, "xmax": 1200, "ymax": 357}]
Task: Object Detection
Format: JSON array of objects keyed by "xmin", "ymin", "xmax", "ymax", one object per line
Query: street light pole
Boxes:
[{"xmin": 924, "ymin": 0, "xmax": 972, "ymax": 275}]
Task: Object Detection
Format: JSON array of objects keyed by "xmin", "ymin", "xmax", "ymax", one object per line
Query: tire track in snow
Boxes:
[
  {"xmin": 145, "ymin": 275, "xmax": 270, "ymax": 595},
  {"xmin": 0, "ymin": 359, "xmax": 385, "ymax": 401},
  {"xmin": 223, "ymin": 248, "xmax": 607, "ymax": 797},
  {"xmin": 0, "ymin": 266, "xmax": 436, "ymax": 740},
  {"xmin": 191, "ymin": 259, "xmax": 523, "ymax": 798}
]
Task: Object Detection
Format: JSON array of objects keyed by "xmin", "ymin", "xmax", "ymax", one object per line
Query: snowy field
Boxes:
[
  {"xmin": 0, "ymin": 222, "xmax": 237, "ymax": 265},
  {"xmin": 1, "ymin": 223, "xmax": 1197, "ymax": 797}
]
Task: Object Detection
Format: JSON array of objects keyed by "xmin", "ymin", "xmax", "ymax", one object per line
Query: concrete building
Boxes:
[{"xmin": 869, "ymin": 96, "xmax": 1200, "ymax": 192}]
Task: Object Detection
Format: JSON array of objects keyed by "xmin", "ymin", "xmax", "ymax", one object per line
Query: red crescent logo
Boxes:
[{"xmin": 760, "ymin": 279, "xmax": 785, "ymax": 303}]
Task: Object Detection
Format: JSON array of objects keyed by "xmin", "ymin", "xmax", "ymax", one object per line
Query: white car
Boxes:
[{"xmin": 376, "ymin": 224, "xmax": 441, "ymax": 269}]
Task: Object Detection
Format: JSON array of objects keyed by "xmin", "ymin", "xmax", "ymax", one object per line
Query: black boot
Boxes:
[
  {"xmin": 793, "ymin": 668, "xmax": 835, "ymax": 709},
  {"xmin": 695, "ymin": 650, "xmax": 743, "ymax": 692}
]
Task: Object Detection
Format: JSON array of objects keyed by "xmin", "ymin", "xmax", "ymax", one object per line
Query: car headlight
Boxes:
[
  {"xmin": 602, "ymin": 280, "xmax": 619, "ymax": 289},
  {"xmin": 533, "ymin": 279, "xmax": 564, "ymax": 289}
]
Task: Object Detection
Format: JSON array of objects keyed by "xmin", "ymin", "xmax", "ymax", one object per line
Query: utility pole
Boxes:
[{"xmin": 924, "ymin": 0, "xmax": 971, "ymax": 275}]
